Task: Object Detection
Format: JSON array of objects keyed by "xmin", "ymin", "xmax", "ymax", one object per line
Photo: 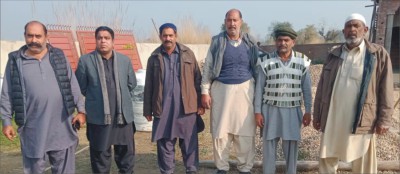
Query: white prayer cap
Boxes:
[{"xmin": 345, "ymin": 13, "xmax": 367, "ymax": 26}]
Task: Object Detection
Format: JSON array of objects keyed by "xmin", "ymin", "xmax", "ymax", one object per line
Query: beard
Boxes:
[{"xmin": 345, "ymin": 37, "xmax": 363, "ymax": 47}]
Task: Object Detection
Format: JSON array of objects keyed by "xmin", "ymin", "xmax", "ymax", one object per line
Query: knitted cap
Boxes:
[
  {"xmin": 274, "ymin": 26, "xmax": 297, "ymax": 39},
  {"xmin": 159, "ymin": 23, "xmax": 177, "ymax": 34}
]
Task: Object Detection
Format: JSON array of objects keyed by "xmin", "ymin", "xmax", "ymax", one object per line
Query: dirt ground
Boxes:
[
  {"xmin": 0, "ymin": 112, "xmax": 262, "ymax": 174},
  {"xmin": 0, "ymin": 113, "xmax": 265, "ymax": 174},
  {"xmin": 0, "ymin": 112, "xmax": 324, "ymax": 174},
  {"xmin": 0, "ymin": 110, "xmax": 399, "ymax": 174}
]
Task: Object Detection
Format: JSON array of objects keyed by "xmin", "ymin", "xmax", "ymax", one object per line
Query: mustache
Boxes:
[
  {"xmin": 27, "ymin": 42, "xmax": 42, "ymax": 48},
  {"xmin": 163, "ymin": 40, "xmax": 172, "ymax": 44}
]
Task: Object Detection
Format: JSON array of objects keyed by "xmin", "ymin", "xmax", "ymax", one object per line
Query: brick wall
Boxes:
[
  {"xmin": 376, "ymin": 0, "xmax": 400, "ymax": 70},
  {"xmin": 391, "ymin": 27, "xmax": 399, "ymax": 70},
  {"xmin": 260, "ymin": 43, "xmax": 340, "ymax": 64},
  {"xmin": 376, "ymin": 0, "xmax": 400, "ymax": 45}
]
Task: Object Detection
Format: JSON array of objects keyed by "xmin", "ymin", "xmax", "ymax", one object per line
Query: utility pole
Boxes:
[{"xmin": 151, "ymin": 18, "xmax": 159, "ymax": 36}]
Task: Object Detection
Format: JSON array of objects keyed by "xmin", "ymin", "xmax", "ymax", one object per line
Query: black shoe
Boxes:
[
  {"xmin": 239, "ymin": 172, "xmax": 251, "ymax": 174},
  {"xmin": 186, "ymin": 172, "xmax": 197, "ymax": 174},
  {"xmin": 216, "ymin": 170, "xmax": 227, "ymax": 174}
]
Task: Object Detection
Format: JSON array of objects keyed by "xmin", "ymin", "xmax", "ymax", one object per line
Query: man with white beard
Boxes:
[{"xmin": 313, "ymin": 13, "xmax": 394, "ymax": 173}]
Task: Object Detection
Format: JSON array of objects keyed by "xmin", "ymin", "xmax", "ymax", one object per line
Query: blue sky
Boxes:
[{"xmin": 1, "ymin": 0, "xmax": 374, "ymax": 41}]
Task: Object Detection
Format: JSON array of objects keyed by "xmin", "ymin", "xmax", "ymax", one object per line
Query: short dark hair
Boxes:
[
  {"xmin": 159, "ymin": 23, "xmax": 177, "ymax": 35},
  {"xmin": 95, "ymin": 26, "xmax": 114, "ymax": 40},
  {"xmin": 24, "ymin": 21, "xmax": 47, "ymax": 35},
  {"xmin": 225, "ymin": 9, "xmax": 242, "ymax": 19}
]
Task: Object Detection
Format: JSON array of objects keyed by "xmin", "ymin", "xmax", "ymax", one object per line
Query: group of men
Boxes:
[
  {"xmin": 0, "ymin": 8, "xmax": 394, "ymax": 174},
  {"xmin": 1, "ymin": 22, "xmax": 137, "ymax": 174}
]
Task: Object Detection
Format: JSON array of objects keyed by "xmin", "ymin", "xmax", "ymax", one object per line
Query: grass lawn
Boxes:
[{"xmin": 0, "ymin": 120, "xmax": 20, "ymax": 152}]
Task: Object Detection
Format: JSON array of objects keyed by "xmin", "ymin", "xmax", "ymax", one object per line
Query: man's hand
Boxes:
[
  {"xmin": 376, "ymin": 125, "xmax": 389, "ymax": 135},
  {"xmin": 302, "ymin": 113, "xmax": 311, "ymax": 127},
  {"xmin": 313, "ymin": 121, "xmax": 321, "ymax": 131},
  {"xmin": 255, "ymin": 113, "xmax": 264, "ymax": 128},
  {"xmin": 197, "ymin": 107, "xmax": 205, "ymax": 115},
  {"xmin": 145, "ymin": 115, "xmax": 153, "ymax": 122},
  {"xmin": 2, "ymin": 125, "xmax": 16, "ymax": 141},
  {"xmin": 201, "ymin": 94, "xmax": 211, "ymax": 109},
  {"xmin": 72, "ymin": 113, "xmax": 86, "ymax": 127}
]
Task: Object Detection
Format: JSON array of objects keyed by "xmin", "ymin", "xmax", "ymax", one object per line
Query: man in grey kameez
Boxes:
[
  {"xmin": 1, "ymin": 21, "xmax": 86, "ymax": 174},
  {"xmin": 76, "ymin": 26, "xmax": 137, "ymax": 174},
  {"xmin": 144, "ymin": 23, "xmax": 204, "ymax": 174},
  {"xmin": 254, "ymin": 26, "xmax": 312, "ymax": 173}
]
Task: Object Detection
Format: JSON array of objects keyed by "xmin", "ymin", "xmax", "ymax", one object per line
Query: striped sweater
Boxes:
[{"xmin": 259, "ymin": 51, "xmax": 311, "ymax": 107}]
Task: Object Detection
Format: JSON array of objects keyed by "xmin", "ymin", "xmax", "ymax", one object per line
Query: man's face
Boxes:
[
  {"xmin": 159, "ymin": 28, "xmax": 177, "ymax": 50},
  {"xmin": 96, "ymin": 30, "xmax": 114, "ymax": 54},
  {"xmin": 343, "ymin": 20, "xmax": 368, "ymax": 47},
  {"xmin": 24, "ymin": 23, "xmax": 47, "ymax": 54},
  {"xmin": 275, "ymin": 36, "xmax": 295, "ymax": 55},
  {"xmin": 224, "ymin": 11, "xmax": 242, "ymax": 38}
]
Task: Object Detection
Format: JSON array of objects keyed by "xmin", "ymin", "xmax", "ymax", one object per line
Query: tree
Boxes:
[
  {"xmin": 220, "ymin": 22, "xmax": 250, "ymax": 34},
  {"xmin": 145, "ymin": 16, "xmax": 212, "ymax": 44},
  {"xmin": 318, "ymin": 21, "xmax": 344, "ymax": 43},
  {"xmin": 296, "ymin": 25, "xmax": 324, "ymax": 44},
  {"xmin": 325, "ymin": 29, "xmax": 344, "ymax": 43},
  {"xmin": 51, "ymin": 1, "xmax": 130, "ymax": 30},
  {"xmin": 265, "ymin": 21, "xmax": 293, "ymax": 44}
]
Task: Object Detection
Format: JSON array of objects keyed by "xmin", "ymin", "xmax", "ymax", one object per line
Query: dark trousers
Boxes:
[
  {"xmin": 22, "ymin": 143, "xmax": 76, "ymax": 174},
  {"xmin": 157, "ymin": 136, "xmax": 199, "ymax": 174},
  {"xmin": 89, "ymin": 143, "xmax": 135, "ymax": 174}
]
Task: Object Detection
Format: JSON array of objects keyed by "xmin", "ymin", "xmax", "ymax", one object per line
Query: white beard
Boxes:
[{"xmin": 345, "ymin": 37, "xmax": 363, "ymax": 46}]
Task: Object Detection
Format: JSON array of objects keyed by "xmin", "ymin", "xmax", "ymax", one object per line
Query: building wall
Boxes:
[
  {"xmin": 0, "ymin": 41, "xmax": 209, "ymax": 76},
  {"xmin": 376, "ymin": 0, "xmax": 400, "ymax": 70},
  {"xmin": 375, "ymin": 0, "xmax": 400, "ymax": 46},
  {"xmin": 260, "ymin": 43, "xmax": 340, "ymax": 64}
]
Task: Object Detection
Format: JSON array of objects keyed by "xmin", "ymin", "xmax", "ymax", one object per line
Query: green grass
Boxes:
[
  {"xmin": 297, "ymin": 150, "xmax": 310, "ymax": 161},
  {"xmin": 0, "ymin": 120, "xmax": 21, "ymax": 152}
]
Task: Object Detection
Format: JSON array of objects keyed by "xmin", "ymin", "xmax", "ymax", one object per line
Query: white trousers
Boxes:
[
  {"xmin": 319, "ymin": 135, "xmax": 377, "ymax": 173},
  {"xmin": 212, "ymin": 133, "xmax": 255, "ymax": 172}
]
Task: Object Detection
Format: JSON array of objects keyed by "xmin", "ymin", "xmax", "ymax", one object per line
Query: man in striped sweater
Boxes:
[{"xmin": 254, "ymin": 26, "xmax": 312, "ymax": 173}]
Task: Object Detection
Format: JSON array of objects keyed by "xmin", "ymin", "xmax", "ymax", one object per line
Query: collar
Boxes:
[
  {"xmin": 21, "ymin": 45, "xmax": 49, "ymax": 60},
  {"xmin": 102, "ymin": 54, "xmax": 114, "ymax": 61},
  {"xmin": 225, "ymin": 32, "xmax": 242, "ymax": 41},
  {"xmin": 161, "ymin": 44, "xmax": 180, "ymax": 55},
  {"xmin": 332, "ymin": 39, "xmax": 377, "ymax": 58},
  {"xmin": 343, "ymin": 39, "xmax": 365, "ymax": 52},
  {"xmin": 275, "ymin": 50, "xmax": 294, "ymax": 62}
]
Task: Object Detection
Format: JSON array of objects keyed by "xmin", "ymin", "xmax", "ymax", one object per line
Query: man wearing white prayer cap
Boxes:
[
  {"xmin": 313, "ymin": 13, "xmax": 394, "ymax": 173},
  {"xmin": 345, "ymin": 13, "xmax": 367, "ymax": 25}
]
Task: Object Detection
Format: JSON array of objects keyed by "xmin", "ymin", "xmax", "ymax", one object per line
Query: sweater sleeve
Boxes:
[
  {"xmin": 301, "ymin": 68, "xmax": 312, "ymax": 113},
  {"xmin": 200, "ymin": 46, "xmax": 214, "ymax": 95},
  {"xmin": 254, "ymin": 66, "xmax": 266, "ymax": 114}
]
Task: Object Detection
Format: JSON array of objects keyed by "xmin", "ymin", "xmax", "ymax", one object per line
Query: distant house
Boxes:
[{"xmin": 370, "ymin": 0, "xmax": 400, "ymax": 71}]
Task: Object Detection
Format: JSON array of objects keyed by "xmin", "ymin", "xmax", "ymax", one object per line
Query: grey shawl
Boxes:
[{"xmin": 95, "ymin": 51, "xmax": 124, "ymax": 125}]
